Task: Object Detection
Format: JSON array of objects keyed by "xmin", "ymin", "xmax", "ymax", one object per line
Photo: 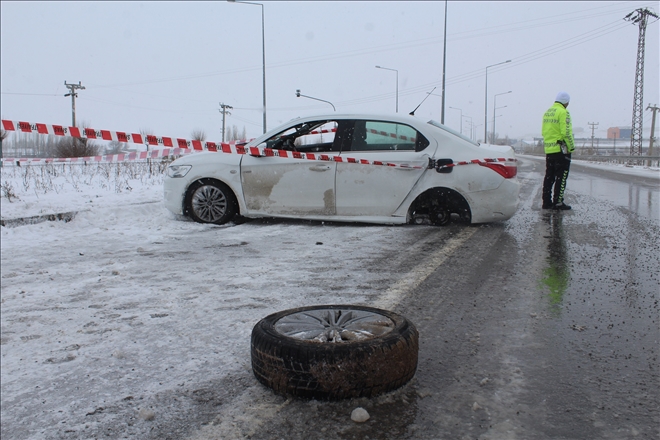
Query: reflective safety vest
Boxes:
[{"xmin": 542, "ymin": 102, "xmax": 575, "ymax": 154}]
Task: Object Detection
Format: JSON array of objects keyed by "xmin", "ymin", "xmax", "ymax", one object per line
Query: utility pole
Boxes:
[
  {"xmin": 647, "ymin": 104, "xmax": 658, "ymax": 165},
  {"xmin": 624, "ymin": 8, "xmax": 658, "ymax": 157},
  {"xmin": 219, "ymin": 103, "xmax": 233, "ymax": 142},
  {"xmin": 588, "ymin": 122, "xmax": 599, "ymax": 152},
  {"xmin": 64, "ymin": 81, "xmax": 85, "ymax": 127},
  {"xmin": 440, "ymin": 0, "xmax": 447, "ymax": 124}
]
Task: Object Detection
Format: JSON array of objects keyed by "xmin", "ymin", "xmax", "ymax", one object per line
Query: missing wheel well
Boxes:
[{"xmin": 408, "ymin": 187, "xmax": 471, "ymax": 225}]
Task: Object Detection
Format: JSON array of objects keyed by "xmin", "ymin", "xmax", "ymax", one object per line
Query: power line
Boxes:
[
  {"xmin": 86, "ymin": 3, "xmax": 649, "ymax": 90},
  {"xmin": 1, "ymin": 92, "xmax": 60, "ymax": 96}
]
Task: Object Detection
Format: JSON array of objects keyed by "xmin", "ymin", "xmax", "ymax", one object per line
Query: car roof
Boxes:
[{"xmin": 282, "ymin": 113, "xmax": 425, "ymax": 125}]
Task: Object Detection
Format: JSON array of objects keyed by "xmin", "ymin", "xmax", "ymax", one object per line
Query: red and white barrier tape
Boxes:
[
  {"xmin": 1, "ymin": 119, "xmax": 247, "ymax": 151},
  {"xmin": 3, "ymin": 148, "xmax": 193, "ymax": 164},
  {"xmin": 1, "ymin": 119, "xmax": 516, "ymax": 170}
]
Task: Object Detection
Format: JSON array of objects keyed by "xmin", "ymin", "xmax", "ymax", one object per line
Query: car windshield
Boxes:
[{"xmin": 427, "ymin": 120, "xmax": 479, "ymax": 146}]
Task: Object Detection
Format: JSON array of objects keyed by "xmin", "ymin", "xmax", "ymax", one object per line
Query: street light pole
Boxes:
[
  {"xmin": 441, "ymin": 0, "xmax": 448, "ymax": 124},
  {"xmin": 229, "ymin": 0, "xmax": 267, "ymax": 134},
  {"xmin": 448, "ymin": 106, "xmax": 463, "ymax": 135},
  {"xmin": 492, "ymin": 90, "xmax": 511, "ymax": 144},
  {"xmin": 296, "ymin": 89, "xmax": 335, "ymax": 111},
  {"xmin": 464, "ymin": 116, "xmax": 473, "ymax": 140},
  {"xmin": 492, "ymin": 108, "xmax": 506, "ymax": 144},
  {"xmin": 484, "ymin": 60, "xmax": 511, "ymax": 143},
  {"xmin": 473, "ymin": 123, "xmax": 482, "ymax": 142},
  {"xmin": 375, "ymin": 65, "xmax": 398, "ymax": 113}
]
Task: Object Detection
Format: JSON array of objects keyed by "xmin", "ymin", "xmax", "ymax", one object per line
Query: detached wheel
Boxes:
[
  {"xmin": 251, "ymin": 305, "xmax": 419, "ymax": 400},
  {"xmin": 185, "ymin": 180, "xmax": 237, "ymax": 224}
]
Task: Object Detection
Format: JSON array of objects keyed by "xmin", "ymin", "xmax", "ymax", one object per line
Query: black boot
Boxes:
[{"xmin": 552, "ymin": 202, "xmax": 572, "ymax": 210}]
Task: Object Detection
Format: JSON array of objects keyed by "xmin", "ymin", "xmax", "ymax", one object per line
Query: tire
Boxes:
[
  {"xmin": 184, "ymin": 180, "xmax": 237, "ymax": 224},
  {"xmin": 251, "ymin": 305, "xmax": 419, "ymax": 400}
]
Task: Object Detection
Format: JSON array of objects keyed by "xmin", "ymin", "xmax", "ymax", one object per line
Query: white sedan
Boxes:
[{"xmin": 163, "ymin": 113, "xmax": 519, "ymax": 226}]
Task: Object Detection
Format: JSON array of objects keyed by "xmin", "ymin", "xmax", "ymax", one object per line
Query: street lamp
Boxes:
[
  {"xmin": 492, "ymin": 91, "xmax": 512, "ymax": 144},
  {"xmin": 464, "ymin": 115, "xmax": 473, "ymax": 139},
  {"xmin": 375, "ymin": 65, "xmax": 398, "ymax": 113},
  {"xmin": 228, "ymin": 0, "xmax": 267, "ymax": 134},
  {"xmin": 484, "ymin": 60, "xmax": 511, "ymax": 143},
  {"xmin": 473, "ymin": 123, "xmax": 482, "ymax": 142},
  {"xmin": 492, "ymin": 109, "xmax": 506, "ymax": 143},
  {"xmin": 296, "ymin": 89, "xmax": 335, "ymax": 111},
  {"xmin": 448, "ymin": 106, "xmax": 463, "ymax": 135}
]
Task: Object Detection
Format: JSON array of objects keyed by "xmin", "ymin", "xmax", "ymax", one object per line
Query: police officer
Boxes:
[{"xmin": 541, "ymin": 91, "xmax": 574, "ymax": 210}]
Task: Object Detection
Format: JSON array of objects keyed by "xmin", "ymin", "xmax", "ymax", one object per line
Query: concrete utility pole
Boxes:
[
  {"xmin": 588, "ymin": 122, "xmax": 599, "ymax": 151},
  {"xmin": 441, "ymin": 0, "xmax": 448, "ymax": 124},
  {"xmin": 647, "ymin": 104, "xmax": 658, "ymax": 163},
  {"xmin": 624, "ymin": 8, "xmax": 658, "ymax": 157},
  {"xmin": 64, "ymin": 81, "xmax": 85, "ymax": 127},
  {"xmin": 219, "ymin": 103, "xmax": 233, "ymax": 142}
]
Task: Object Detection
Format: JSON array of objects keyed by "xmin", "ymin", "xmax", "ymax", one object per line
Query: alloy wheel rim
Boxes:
[
  {"xmin": 274, "ymin": 308, "xmax": 395, "ymax": 342},
  {"xmin": 192, "ymin": 186, "xmax": 227, "ymax": 222}
]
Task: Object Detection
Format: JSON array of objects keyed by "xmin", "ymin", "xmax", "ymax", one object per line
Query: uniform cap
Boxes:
[{"xmin": 555, "ymin": 91, "xmax": 570, "ymax": 105}]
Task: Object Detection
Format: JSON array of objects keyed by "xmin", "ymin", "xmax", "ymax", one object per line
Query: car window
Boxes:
[
  {"xmin": 264, "ymin": 120, "xmax": 338, "ymax": 152},
  {"xmin": 350, "ymin": 121, "xmax": 429, "ymax": 152}
]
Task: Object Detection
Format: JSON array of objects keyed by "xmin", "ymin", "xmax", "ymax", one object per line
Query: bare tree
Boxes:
[
  {"xmin": 52, "ymin": 121, "xmax": 101, "ymax": 157},
  {"xmin": 225, "ymin": 125, "xmax": 248, "ymax": 141},
  {"xmin": 191, "ymin": 129, "xmax": 206, "ymax": 142},
  {"xmin": 106, "ymin": 140, "xmax": 128, "ymax": 154},
  {"xmin": 54, "ymin": 137, "xmax": 100, "ymax": 157}
]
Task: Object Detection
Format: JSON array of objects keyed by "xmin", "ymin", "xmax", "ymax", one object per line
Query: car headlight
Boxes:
[{"xmin": 166, "ymin": 165, "xmax": 192, "ymax": 178}]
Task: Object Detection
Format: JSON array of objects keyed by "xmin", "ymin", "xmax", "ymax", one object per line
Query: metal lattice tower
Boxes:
[{"xmin": 625, "ymin": 8, "xmax": 658, "ymax": 156}]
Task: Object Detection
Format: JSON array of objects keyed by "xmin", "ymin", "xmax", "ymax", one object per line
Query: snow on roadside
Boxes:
[
  {"xmin": 1, "ymin": 166, "xmax": 427, "ymax": 438},
  {"xmin": 519, "ymin": 153, "xmax": 660, "ymax": 180}
]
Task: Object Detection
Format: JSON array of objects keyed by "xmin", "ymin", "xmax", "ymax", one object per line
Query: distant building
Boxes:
[{"xmin": 607, "ymin": 127, "xmax": 632, "ymax": 139}]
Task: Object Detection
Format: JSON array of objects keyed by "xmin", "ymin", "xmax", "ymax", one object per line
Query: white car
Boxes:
[{"xmin": 164, "ymin": 113, "xmax": 519, "ymax": 226}]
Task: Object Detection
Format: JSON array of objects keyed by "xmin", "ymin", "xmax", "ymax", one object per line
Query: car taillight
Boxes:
[{"xmin": 479, "ymin": 162, "xmax": 517, "ymax": 178}]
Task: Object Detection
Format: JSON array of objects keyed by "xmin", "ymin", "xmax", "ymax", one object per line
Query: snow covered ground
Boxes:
[
  {"xmin": 0, "ymin": 157, "xmax": 657, "ymax": 438},
  {"xmin": 1, "ymin": 161, "xmax": 439, "ymax": 438}
]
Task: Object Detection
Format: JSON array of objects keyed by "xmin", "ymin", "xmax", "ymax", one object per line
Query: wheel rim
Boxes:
[
  {"xmin": 192, "ymin": 185, "xmax": 227, "ymax": 222},
  {"xmin": 274, "ymin": 308, "xmax": 395, "ymax": 342}
]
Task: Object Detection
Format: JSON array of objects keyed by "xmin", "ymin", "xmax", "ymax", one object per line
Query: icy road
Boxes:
[{"xmin": 1, "ymin": 156, "xmax": 659, "ymax": 439}]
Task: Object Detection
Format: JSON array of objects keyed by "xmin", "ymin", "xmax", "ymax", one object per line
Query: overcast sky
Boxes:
[{"xmin": 1, "ymin": 1, "xmax": 658, "ymax": 143}]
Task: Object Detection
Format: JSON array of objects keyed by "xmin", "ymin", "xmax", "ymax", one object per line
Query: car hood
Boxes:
[{"xmin": 170, "ymin": 150, "xmax": 242, "ymax": 167}]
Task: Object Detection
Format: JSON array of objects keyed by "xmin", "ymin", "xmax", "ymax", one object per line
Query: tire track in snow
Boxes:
[{"xmin": 373, "ymin": 227, "xmax": 476, "ymax": 310}]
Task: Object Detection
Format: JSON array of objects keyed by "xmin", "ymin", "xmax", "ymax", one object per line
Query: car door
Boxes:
[
  {"xmin": 335, "ymin": 120, "xmax": 431, "ymax": 217},
  {"xmin": 240, "ymin": 121, "xmax": 338, "ymax": 217}
]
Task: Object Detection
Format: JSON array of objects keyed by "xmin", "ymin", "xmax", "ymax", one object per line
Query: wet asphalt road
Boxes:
[
  {"xmin": 42, "ymin": 157, "xmax": 657, "ymax": 440},
  {"xmin": 196, "ymin": 156, "xmax": 658, "ymax": 440}
]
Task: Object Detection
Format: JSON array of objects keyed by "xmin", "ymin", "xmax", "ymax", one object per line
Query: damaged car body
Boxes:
[{"xmin": 163, "ymin": 113, "xmax": 520, "ymax": 226}]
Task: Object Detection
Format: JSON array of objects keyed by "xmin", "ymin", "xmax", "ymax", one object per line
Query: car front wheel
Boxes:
[{"xmin": 185, "ymin": 180, "xmax": 237, "ymax": 224}]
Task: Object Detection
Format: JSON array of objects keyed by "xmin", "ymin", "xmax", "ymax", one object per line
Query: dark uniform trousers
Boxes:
[{"xmin": 542, "ymin": 152, "xmax": 571, "ymax": 206}]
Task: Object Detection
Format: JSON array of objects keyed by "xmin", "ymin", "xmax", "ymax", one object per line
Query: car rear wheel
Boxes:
[
  {"xmin": 251, "ymin": 305, "xmax": 419, "ymax": 400},
  {"xmin": 185, "ymin": 180, "xmax": 237, "ymax": 224},
  {"xmin": 429, "ymin": 207, "xmax": 451, "ymax": 226}
]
